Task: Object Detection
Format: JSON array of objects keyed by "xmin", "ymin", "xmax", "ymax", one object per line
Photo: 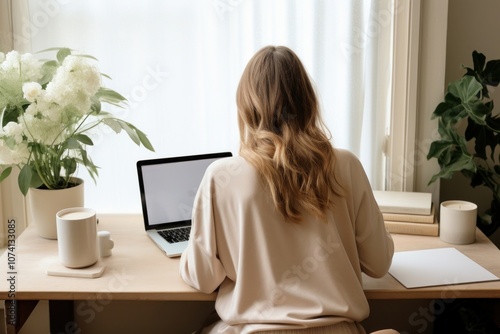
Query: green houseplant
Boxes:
[
  {"xmin": 0, "ymin": 48, "xmax": 154, "ymax": 195},
  {"xmin": 427, "ymin": 51, "xmax": 500, "ymax": 236}
]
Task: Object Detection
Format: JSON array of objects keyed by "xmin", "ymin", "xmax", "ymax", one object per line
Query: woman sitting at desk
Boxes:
[{"xmin": 180, "ymin": 45, "xmax": 395, "ymax": 334}]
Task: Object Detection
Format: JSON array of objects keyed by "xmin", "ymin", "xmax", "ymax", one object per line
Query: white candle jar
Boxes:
[
  {"xmin": 440, "ymin": 200, "xmax": 478, "ymax": 245},
  {"xmin": 56, "ymin": 207, "xmax": 98, "ymax": 268}
]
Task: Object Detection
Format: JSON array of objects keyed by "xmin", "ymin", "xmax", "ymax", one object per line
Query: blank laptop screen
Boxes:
[{"xmin": 138, "ymin": 154, "xmax": 231, "ymax": 227}]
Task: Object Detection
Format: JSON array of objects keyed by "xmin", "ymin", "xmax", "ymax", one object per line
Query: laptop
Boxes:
[{"xmin": 137, "ymin": 152, "xmax": 232, "ymax": 257}]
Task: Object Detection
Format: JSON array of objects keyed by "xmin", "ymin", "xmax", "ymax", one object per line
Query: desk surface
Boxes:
[{"xmin": 1, "ymin": 214, "xmax": 500, "ymax": 301}]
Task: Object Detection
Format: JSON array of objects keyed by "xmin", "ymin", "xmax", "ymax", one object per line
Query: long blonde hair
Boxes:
[{"xmin": 237, "ymin": 46, "xmax": 340, "ymax": 223}]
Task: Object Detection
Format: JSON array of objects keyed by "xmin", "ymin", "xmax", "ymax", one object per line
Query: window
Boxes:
[{"xmin": 2, "ymin": 0, "xmax": 413, "ymax": 237}]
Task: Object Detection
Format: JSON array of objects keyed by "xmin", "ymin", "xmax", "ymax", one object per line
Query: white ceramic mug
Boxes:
[
  {"xmin": 56, "ymin": 207, "xmax": 98, "ymax": 268},
  {"xmin": 98, "ymin": 230, "xmax": 114, "ymax": 257},
  {"xmin": 440, "ymin": 200, "xmax": 477, "ymax": 245}
]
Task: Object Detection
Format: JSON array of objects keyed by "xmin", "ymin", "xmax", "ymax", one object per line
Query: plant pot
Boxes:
[{"xmin": 27, "ymin": 177, "xmax": 84, "ymax": 239}]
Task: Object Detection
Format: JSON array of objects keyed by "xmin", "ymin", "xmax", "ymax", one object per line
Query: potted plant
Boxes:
[
  {"xmin": 0, "ymin": 48, "xmax": 154, "ymax": 238},
  {"xmin": 427, "ymin": 50, "xmax": 500, "ymax": 236}
]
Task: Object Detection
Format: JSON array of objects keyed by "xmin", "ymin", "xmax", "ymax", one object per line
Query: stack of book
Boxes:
[{"xmin": 373, "ymin": 190, "xmax": 438, "ymax": 236}]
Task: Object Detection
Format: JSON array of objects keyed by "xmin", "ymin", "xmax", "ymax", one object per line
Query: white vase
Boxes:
[{"xmin": 27, "ymin": 178, "xmax": 84, "ymax": 239}]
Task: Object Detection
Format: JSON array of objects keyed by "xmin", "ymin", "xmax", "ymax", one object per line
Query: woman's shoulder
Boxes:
[
  {"xmin": 208, "ymin": 155, "xmax": 248, "ymax": 170},
  {"xmin": 333, "ymin": 148, "xmax": 361, "ymax": 164},
  {"xmin": 332, "ymin": 148, "xmax": 367, "ymax": 177},
  {"xmin": 206, "ymin": 155, "xmax": 255, "ymax": 178},
  {"xmin": 205, "ymin": 155, "xmax": 260, "ymax": 192}
]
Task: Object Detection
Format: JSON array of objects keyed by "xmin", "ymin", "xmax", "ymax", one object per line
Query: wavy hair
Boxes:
[{"xmin": 237, "ymin": 46, "xmax": 340, "ymax": 223}]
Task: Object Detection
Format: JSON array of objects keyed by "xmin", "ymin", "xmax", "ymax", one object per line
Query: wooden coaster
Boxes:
[{"xmin": 46, "ymin": 261, "xmax": 106, "ymax": 278}]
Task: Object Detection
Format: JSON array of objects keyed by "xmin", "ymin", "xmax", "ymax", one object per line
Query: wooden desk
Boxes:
[
  {"xmin": 1, "ymin": 214, "xmax": 500, "ymax": 333},
  {"xmin": 364, "ymin": 227, "xmax": 500, "ymax": 299}
]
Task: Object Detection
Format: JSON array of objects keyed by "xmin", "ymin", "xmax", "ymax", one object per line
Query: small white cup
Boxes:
[
  {"xmin": 98, "ymin": 231, "xmax": 114, "ymax": 257},
  {"xmin": 56, "ymin": 207, "xmax": 98, "ymax": 268},
  {"xmin": 440, "ymin": 200, "xmax": 478, "ymax": 245}
]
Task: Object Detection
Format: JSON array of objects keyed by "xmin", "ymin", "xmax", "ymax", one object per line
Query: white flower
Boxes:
[
  {"xmin": 2, "ymin": 122, "xmax": 24, "ymax": 144},
  {"xmin": 0, "ymin": 120, "xmax": 29, "ymax": 165},
  {"xmin": 20, "ymin": 53, "xmax": 44, "ymax": 82},
  {"xmin": 22, "ymin": 113, "xmax": 67, "ymax": 146},
  {"xmin": 22, "ymin": 82, "xmax": 42, "ymax": 102},
  {"xmin": 1, "ymin": 51, "xmax": 43, "ymax": 82},
  {"xmin": 0, "ymin": 48, "xmax": 146, "ymax": 195},
  {"xmin": 0, "ymin": 140, "xmax": 29, "ymax": 165},
  {"xmin": 1, "ymin": 51, "xmax": 20, "ymax": 71},
  {"xmin": 45, "ymin": 55, "xmax": 101, "ymax": 115}
]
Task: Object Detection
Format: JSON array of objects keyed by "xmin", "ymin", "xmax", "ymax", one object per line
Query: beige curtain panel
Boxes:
[{"xmin": 0, "ymin": 0, "xmax": 13, "ymax": 52}]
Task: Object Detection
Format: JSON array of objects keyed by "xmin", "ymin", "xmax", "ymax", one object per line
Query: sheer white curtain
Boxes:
[{"xmin": 12, "ymin": 0, "xmax": 393, "ymax": 213}]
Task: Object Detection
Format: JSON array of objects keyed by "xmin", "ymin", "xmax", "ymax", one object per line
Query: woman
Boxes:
[{"xmin": 180, "ymin": 46, "xmax": 395, "ymax": 334}]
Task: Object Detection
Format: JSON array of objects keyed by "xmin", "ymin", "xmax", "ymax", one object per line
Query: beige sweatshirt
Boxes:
[{"xmin": 180, "ymin": 149, "xmax": 394, "ymax": 333}]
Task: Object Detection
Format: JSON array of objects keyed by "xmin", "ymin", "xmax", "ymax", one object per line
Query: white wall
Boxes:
[{"xmin": 439, "ymin": 0, "xmax": 500, "ymax": 245}]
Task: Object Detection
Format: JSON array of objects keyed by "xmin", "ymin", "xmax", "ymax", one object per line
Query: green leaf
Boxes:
[
  {"xmin": 100, "ymin": 72, "xmax": 112, "ymax": 80},
  {"xmin": 448, "ymin": 76, "xmax": 483, "ymax": 103},
  {"xmin": 482, "ymin": 59, "xmax": 500, "ymax": 87},
  {"xmin": 78, "ymin": 54, "xmax": 98, "ymax": 61},
  {"xmin": 463, "ymin": 100, "xmax": 491, "ymax": 125},
  {"xmin": 62, "ymin": 157, "xmax": 77, "ymax": 175},
  {"xmin": 125, "ymin": 123, "xmax": 155, "ymax": 150},
  {"xmin": 0, "ymin": 167, "xmax": 12, "ymax": 183},
  {"xmin": 36, "ymin": 47, "xmax": 72, "ymax": 54},
  {"xmin": 29, "ymin": 171, "xmax": 43, "ymax": 189},
  {"xmin": 443, "ymin": 91, "xmax": 462, "ymax": 105},
  {"xmin": 427, "ymin": 140, "xmax": 453, "ymax": 160},
  {"xmin": 97, "ymin": 88, "xmax": 127, "ymax": 106},
  {"xmin": 467, "ymin": 170, "xmax": 484, "ymax": 188},
  {"xmin": 486, "ymin": 112, "xmax": 500, "ymax": 133},
  {"xmin": 102, "ymin": 118, "xmax": 122, "ymax": 133},
  {"xmin": 465, "ymin": 117, "xmax": 497, "ymax": 160},
  {"xmin": 432, "ymin": 101, "xmax": 453, "ymax": 119},
  {"xmin": 90, "ymin": 96, "xmax": 102, "ymax": 113},
  {"xmin": 75, "ymin": 134, "xmax": 94, "ymax": 146},
  {"xmin": 56, "ymin": 48, "xmax": 72, "ymax": 64},
  {"xmin": 432, "ymin": 93, "xmax": 467, "ymax": 125},
  {"xmin": 101, "ymin": 119, "xmax": 155, "ymax": 151},
  {"xmin": 78, "ymin": 150, "xmax": 99, "ymax": 183},
  {"xmin": 436, "ymin": 117, "xmax": 459, "ymax": 141},
  {"xmin": 66, "ymin": 137, "xmax": 80, "ymax": 149},
  {"xmin": 135, "ymin": 127, "xmax": 155, "ymax": 151},
  {"xmin": 428, "ymin": 153, "xmax": 476, "ymax": 185},
  {"xmin": 120, "ymin": 121, "xmax": 140, "ymax": 145},
  {"xmin": 18, "ymin": 165, "xmax": 33, "ymax": 196},
  {"xmin": 472, "ymin": 50, "xmax": 486, "ymax": 73},
  {"xmin": 39, "ymin": 60, "xmax": 59, "ymax": 86}
]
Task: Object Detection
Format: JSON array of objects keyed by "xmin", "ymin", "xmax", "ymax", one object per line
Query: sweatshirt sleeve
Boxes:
[
  {"xmin": 179, "ymin": 170, "xmax": 226, "ymax": 293},
  {"xmin": 355, "ymin": 188, "xmax": 394, "ymax": 278},
  {"xmin": 348, "ymin": 153, "xmax": 394, "ymax": 278}
]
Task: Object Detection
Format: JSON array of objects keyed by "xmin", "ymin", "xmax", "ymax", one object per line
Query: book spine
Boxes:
[
  {"xmin": 379, "ymin": 206, "xmax": 432, "ymax": 215},
  {"xmin": 382, "ymin": 212, "xmax": 435, "ymax": 224},
  {"xmin": 384, "ymin": 221, "xmax": 439, "ymax": 236}
]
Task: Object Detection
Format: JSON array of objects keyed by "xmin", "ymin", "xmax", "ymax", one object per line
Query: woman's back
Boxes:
[
  {"xmin": 180, "ymin": 150, "xmax": 393, "ymax": 333},
  {"xmin": 180, "ymin": 45, "xmax": 394, "ymax": 333}
]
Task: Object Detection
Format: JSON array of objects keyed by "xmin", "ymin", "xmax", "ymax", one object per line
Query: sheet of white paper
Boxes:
[{"xmin": 389, "ymin": 247, "xmax": 499, "ymax": 288}]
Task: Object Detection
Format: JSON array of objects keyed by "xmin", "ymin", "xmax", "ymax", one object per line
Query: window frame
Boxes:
[{"xmin": 385, "ymin": 0, "xmax": 421, "ymax": 192}]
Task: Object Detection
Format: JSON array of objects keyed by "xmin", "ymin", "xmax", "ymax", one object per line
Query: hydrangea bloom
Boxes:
[{"xmin": 0, "ymin": 48, "xmax": 154, "ymax": 195}]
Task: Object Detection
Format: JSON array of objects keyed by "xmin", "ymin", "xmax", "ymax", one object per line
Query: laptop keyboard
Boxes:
[{"xmin": 158, "ymin": 227, "xmax": 191, "ymax": 243}]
